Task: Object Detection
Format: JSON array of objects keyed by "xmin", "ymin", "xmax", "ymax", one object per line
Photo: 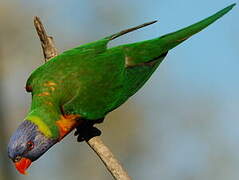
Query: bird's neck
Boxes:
[
  {"xmin": 26, "ymin": 96, "xmax": 81, "ymax": 140},
  {"xmin": 26, "ymin": 104, "xmax": 61, "ymax": 139}
]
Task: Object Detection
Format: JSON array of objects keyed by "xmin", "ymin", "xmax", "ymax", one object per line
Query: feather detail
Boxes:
[{"xmin": 55, "ymin": 115, "xmax": 82, "ymax": 140}]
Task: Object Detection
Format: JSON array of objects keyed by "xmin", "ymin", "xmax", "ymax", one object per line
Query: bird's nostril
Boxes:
[{"xmin": 14, "ymin": 156, "xmax": 22, "ymax": 162}]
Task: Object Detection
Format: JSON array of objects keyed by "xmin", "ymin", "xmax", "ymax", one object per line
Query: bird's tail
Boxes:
[
  {"xmin": 157, "ymin": 3, "xmax": 235, "ymax": 53},
  {"xmin": 113, "ymin": 3, "xmax": 235, "ymax": 106},
  {"xmin": 115, "ymin": 3, "xmax": 235, "ymax": 66}
]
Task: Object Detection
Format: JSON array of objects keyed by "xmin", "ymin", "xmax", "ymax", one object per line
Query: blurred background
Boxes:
[{"xmin": 0, "ymin": 0, "xmax": 239, "ymax": 180}]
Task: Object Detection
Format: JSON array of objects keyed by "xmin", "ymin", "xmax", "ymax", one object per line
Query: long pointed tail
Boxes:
[
  {"xmin": 119, "ymin": 4, "xmax": 235, "ymax": 66},
  {"xmin": 159, "ymin": 3, "xmax": 235, "ymax": 52}
]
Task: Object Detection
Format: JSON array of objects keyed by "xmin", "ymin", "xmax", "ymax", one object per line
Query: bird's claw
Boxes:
[{"xmin": 74, "ymin": 121, "xmax": 101, "ymax": 142}]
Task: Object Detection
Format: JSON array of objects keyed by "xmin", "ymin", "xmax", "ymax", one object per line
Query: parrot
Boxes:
[{"xmin": 8, "ymin": 4, "xmax": 235, "ymax": 175}]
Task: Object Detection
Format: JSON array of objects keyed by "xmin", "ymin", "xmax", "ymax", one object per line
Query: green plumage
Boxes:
[{"xmin": 26, "ymin": 4, "xmax": 235, "ymax": 138}]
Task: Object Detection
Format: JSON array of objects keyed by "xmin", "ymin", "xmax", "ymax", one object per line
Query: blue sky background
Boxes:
[{"xmin": 1, "ymin": 0, "xmax": 239, "ymax": 180}]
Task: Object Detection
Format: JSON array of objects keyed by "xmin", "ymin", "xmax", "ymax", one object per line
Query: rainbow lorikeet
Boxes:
[{"xmin": 8, "ymin": 4, "xmax": 235, "ymax": 175}]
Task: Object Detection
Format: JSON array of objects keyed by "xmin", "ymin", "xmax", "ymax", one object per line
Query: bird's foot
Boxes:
[{"xmin": 74, "ymin": 119, "xmax": 103, "ymax": 142}]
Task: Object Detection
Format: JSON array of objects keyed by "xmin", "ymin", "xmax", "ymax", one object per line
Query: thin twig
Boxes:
[
  {"xmin": 33, "ymin": 16, "xmax": 131, "ymax": 180},
  {"xmin": 34, "ymin": 16, "xmax": 58, "ymax": 62},
  {"xmin": 87, "ymin": 137, "xmax": 131, "ymax": 180}
]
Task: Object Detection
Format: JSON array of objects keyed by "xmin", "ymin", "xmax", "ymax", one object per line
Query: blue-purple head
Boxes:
[{"xmin": 8, "ymin": 120, "xmax": 57, "ymax": 174}]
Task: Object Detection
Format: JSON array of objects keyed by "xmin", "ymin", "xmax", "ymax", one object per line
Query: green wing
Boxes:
[
  {"xmin": 63, "ymin": 4, "xmax": 235, "ymax": 120},
  {"xmin": 62, "ymin": 47, "xmax": 126, "ymax": 120},
  {"xmin": 118, "ymin": 3, "xmax": 235, "ymax": 66},
  {"xmin": 114, "ymin": 3, "xmax": 235, "ymax": 104}
]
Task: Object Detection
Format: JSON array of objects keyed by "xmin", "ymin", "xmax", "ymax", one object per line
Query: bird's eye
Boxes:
[{"xmin": 26, "ymin": 141, "xmax": 34, "ymax": 151}]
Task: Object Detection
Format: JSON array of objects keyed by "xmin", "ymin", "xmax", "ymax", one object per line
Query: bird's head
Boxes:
[{"xmin": 8, "ymin": 120, "xmax": 57, "ymax": 175}]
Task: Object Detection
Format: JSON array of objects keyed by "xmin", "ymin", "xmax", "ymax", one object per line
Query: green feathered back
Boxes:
[{"xmin": 26, "ymin": 4, "xmax": 235, "ymax": 122}]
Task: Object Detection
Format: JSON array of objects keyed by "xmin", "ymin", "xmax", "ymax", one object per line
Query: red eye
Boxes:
[{"xmin": 26, "ymin": 141, "xmax": 34, "ymax": 151}]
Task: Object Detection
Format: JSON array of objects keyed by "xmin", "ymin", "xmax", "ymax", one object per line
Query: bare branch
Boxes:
[
  {"xmin": 87, "ymin": 137, "xmax": 131, "ymax": 180},
  {"xmin": 34, "ymin": 16, "xmax": 58, "ymax": 61},
  {"xmin": 33, "ymin": 16, "xmax": 131, "ymax": 180}
]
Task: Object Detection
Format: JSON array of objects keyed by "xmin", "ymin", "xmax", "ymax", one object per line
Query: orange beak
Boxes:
[{"xmin": 14, "ymin": 157, "xmax": 32, "ymax": 175}]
